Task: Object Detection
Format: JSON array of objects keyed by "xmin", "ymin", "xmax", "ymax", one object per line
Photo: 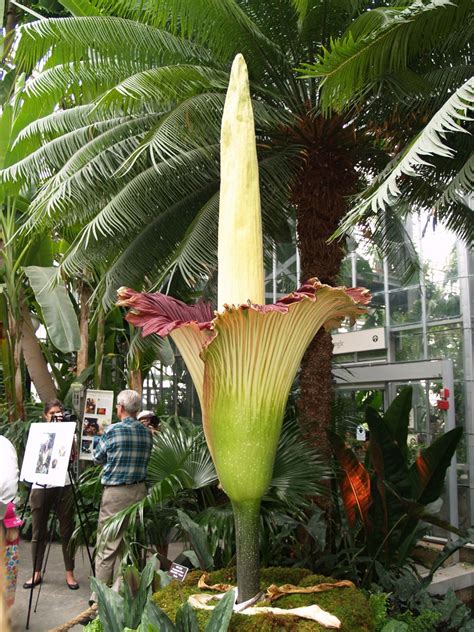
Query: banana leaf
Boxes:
[
  {"xmin": 24, "ymin": 265, "xmax": 81, "ymax": 352},
  {"xmin": 330, "ymin": 432, "xmax": 372, "ymax": 531},
  {"xmin": 381, "ymin": 387, "xmax": 412, "ymax": 460},
  {"xmin": 409, "ymin": 427, "xmax": 463, "ymax": 504}
]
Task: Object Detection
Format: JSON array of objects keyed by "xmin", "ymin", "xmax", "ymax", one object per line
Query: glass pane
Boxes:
[
  {"xmin": 392, "ymin": 328, "xmax": 424, "ymax": 362},
  {"xmin": 265, "ymin": 242, "xmax": 297, "ymax": 301},
  {"xmin": 389, "ymin": 287, "xmax": 422, "ymax": 325},
  {"xmin": 427, "ymin": 324, "xmax": 463, "ymax": 378},
  {"xmin": 426, "ymin": 278, "xmax": 461, "ymax": 320}
]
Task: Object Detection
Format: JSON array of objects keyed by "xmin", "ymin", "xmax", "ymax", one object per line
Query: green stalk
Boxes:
[{"xmin": 232, "ymin": 499, "xmax": 261, "ymax": 603}]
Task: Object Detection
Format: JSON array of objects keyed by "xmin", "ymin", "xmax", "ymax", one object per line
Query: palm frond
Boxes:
[
  {"xmin": 127, "ymin": 329, "xmax": 175, "ymax": 370},
  {"xmin": 24, "ymin": 114, "xmax": 160, "ymax": 229},
  {"xmin": 94, "ymin": 65, "xmax": 228, "ymax": 113},
  {"xmin": 336, "ymin": 76, "xmax": 474, "ymax": 240},
  {"xmin": 13, "ymin": 103, "xmax": 114, "ymax": 147},
  {"xmin": 0, "ymin": 117, "xmax": 129, "ymax": 184},
  {"xmin": 299, "ymin": 0, "xmax": 471, "ymax": 112},
  {"xmin": 434, "ymin": 152, "xmax": 474, "ymax": 211},
  {"xmin": 100, "ymin": 148, "xmax": 298, "ymax": 306},
  {"xmin": 69, "ymin": 0, "xmax": 286, "ymax": 81},
  {"xmin": 56, "ymin": 145, "xmax": 221, "ymax": 277},
  {"xmin": 15, "ymin": 16, "xmax": 213, "ymax": 74},
  {"xmin": 99, "ymin": 187, "xmax": 219, "ymax": 308}
]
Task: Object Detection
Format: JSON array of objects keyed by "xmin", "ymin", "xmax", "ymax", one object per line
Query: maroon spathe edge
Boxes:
[{"xmin": 117, "ymin": 280, "xmax": 371, "ymax": 338}]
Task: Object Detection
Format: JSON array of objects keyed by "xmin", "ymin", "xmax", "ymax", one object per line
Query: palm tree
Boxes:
[
  {"xmin": 1, "ymin": 0, "xmax": 471, "ymax": 448},
  {"xmin": 300, "ymin": 0, "xmax": 473, "ymax": 243}
]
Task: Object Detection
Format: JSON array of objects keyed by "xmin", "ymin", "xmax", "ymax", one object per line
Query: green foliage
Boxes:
[
  {"xmin": 373, "ymin": 565, "xmax": 474, "ymax": 632},
  {"xmin": 83, "ymin": 617, "xmax": 104, "ymax": 632},
  {"xmin": 330, "ymin": 387, "xmax": 463, "ymax": 584},
  {"xmin": 24, "ymin": 265, "xmax": 81, "ymax": 352},
  {"xmin": 336, "ymin": 77, "xmax": 474, "ymax": 244},
  {"xmin": 87, "ymin": 413, "xmax": 327, "ymax": 571},
  {"xmin": 89, "ymin": 559, "xmax": 236, "ymax": 632}
]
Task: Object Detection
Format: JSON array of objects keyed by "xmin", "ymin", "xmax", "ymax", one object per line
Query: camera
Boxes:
[{"xmin": 51, "ymin": 410, "xmax": 78, "ymax": 423}]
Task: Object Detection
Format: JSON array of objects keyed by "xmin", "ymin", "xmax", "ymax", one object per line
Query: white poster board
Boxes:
[
  {"xmin": 80, "ymin": 389, "xmax": 114, "ymax": 460},
  {"xmin": 20, "ymin": 422, "xmax": 76, "ymax": 487}
]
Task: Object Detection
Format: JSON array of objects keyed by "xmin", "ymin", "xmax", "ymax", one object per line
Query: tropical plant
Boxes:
[
  {"xmin": 86, "ymin": 554, "xmax": 237, "ymax": 632},
  {"xmin": 300, "ymin": 0, "xmax": 474, "ymax": 244},
  {"xmin": 330, "ymin": 387, "xmax": 463, "ymax": 586},
  {"xmin": 117, "ymin": 55, "xmax": 370, "ymax": 603},
  {"xmin": 372, "ymin": 564, "xmax": 474, "ymax": 632},
  {"xmin": 0, "ymin": 0, "xmax": 439, "ymax": 453}
]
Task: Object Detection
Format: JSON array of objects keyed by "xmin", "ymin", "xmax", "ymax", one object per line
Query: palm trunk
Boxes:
[
  {"xmin": 77, "ymin": 280, "xmax": 92, "ymax": 376},
  {"xmin": 129, "ymin": 368, "xmax": 143, "ymax": 395},
  {"xmin": 94, "ymin": 305, "xmax": 105, "ymax": 388},
  {"xmin": 291, "ymin": 115, "xmax": 360, "ymax": 457},
  {"xmin": 2, "ymin": 1, "xmax": 16, "ymax": 62},
  {"xmin": 0, "ymin": 295, "xmax": 15, "ymax": 418}
]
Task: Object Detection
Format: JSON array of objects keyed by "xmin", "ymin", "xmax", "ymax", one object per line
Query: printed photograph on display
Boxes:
[
  {"xmin": 20, "ymin": 422, "xmax": 76, "ymax": 487},
  {"xmin": 79, "ymin": 389, "xmax": 114, "ymax": 460}
]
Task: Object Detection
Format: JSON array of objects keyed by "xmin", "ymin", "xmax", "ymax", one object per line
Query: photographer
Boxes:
[{"xmin": 23, "ymin": 399, "xmax": 79, "ymax": 590}]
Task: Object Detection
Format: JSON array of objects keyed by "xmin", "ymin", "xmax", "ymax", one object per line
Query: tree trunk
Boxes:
[
  {"xmin": 2, "ymin": 1, "xmax": 17, "ymax": 62},
  {"xmin": 0, "ymin": 295, "xmax": 15, "ymax": 418},
  {"xmin": 77, "ymin": 280, "xmax": 92, "ymax": 376},
  {"xmin": 290, "ymin": 115, "xmax": 360, "ymax": 457},
  {"xmin": 8, "ymin": 305, "xmax": 25, "ymax": 420},
  {"xmin": 21, "ymin": 302, "xmax": 57, "ymax": 402},
  {"xmin": 94, "ymin": 305, "xmax": 105, "ymax": 388},
  {"xmin": 129, "ymin": 368, "xmax": 142, "ymax": 395}
]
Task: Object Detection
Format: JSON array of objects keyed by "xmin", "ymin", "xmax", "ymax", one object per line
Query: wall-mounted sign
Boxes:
[{"xmin": 332, "ymin": 327, "xmax": 386, "ymax": 355}]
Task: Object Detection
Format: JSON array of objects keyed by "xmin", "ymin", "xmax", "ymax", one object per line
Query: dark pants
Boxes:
[{"xmin": 30, "ymin": 486, "xmax": 75, "ymax": 572}]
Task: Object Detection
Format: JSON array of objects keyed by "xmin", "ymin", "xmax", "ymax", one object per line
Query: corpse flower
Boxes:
[{"xmin": 118, "ymin": 54, "xmax": 370, "ymax": 603}]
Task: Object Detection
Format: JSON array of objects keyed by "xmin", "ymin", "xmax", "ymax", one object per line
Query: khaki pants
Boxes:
[
  {"xmin": 94, "ymin": 482, "xmax": 147, "ymax": 585},
  {"xmin": 30, "ymin": 486, "xmax": 75, "ymax": 572}
]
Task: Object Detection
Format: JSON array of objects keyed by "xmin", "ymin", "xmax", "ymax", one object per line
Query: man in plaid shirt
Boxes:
[{"xmin": 92, "ymin": 389, "xmax": 152, "ymax": 594}]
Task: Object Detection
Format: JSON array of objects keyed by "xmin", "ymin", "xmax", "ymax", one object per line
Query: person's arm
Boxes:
[
  {"xmin": 93, "ymin": 432, "xmax": 108, "ymax": 464},
  {"xmin": 0, "ymin": 438, "xmax": 19, "ymax": 519}
]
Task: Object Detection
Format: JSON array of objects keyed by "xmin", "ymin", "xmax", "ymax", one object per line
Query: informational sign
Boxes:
[
  {"xmin": 79, "ymin": 389, "xmax": 114, "ymax": 460},
  {"xmin": 168, "ymin": 562, "xmax": 189, "ymax": 582},
  {"xmin": 20, "ymin": 422, "xmax": 76, "ymax": 487},
  {"xmin": 332, "ymin": 327, "xmax": 386, "ymax": 355},
  {"xmin": 356, "ymin": 425, "xmax": 367, "ymax": 441}
]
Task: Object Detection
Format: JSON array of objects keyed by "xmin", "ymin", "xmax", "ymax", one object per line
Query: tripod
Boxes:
[{"xmin": 21, "ymin": 466, "xmax": 96, "ymax": 630}]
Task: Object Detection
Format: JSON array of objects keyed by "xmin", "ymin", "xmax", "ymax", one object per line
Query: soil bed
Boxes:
[{"xmin": 153, "ymin": 567, "xmax": 376, "ymax": 631}]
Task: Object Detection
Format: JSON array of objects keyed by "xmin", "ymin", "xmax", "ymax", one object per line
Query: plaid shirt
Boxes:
[{"xmin": 93, "ymin": 417, "xmax": 152, "ymax": 486}]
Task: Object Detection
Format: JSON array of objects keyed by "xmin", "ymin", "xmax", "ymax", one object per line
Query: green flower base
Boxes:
[{"xmin": 152, "ymin": 567, "xmax": 376, "ymax": 631}]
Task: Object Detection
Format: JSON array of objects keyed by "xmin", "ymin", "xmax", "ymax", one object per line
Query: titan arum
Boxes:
[{"xmin": 118, "ymin": 54, "xmax": 370, "ymax": 603}]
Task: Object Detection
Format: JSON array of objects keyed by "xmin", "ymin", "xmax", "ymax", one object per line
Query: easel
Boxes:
[{"xmin": 21, "ymin": 465, "xmax": 95, "ymax": 630}]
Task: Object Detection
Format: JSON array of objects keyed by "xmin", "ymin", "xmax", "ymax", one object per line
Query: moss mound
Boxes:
[{"xmin": 152, "ymin": 567, "xmax": 375, "ymax": 631}]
